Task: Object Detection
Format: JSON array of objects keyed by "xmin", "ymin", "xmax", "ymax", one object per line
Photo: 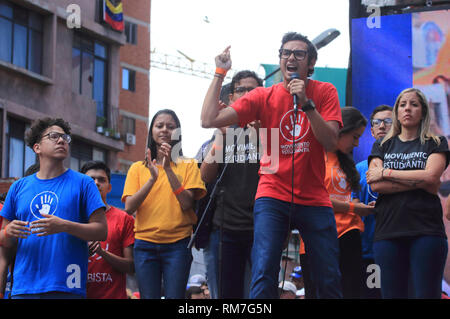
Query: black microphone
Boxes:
[{"xmin": 290, "ymin": 72, "xmax": 300, "ymax": 110}]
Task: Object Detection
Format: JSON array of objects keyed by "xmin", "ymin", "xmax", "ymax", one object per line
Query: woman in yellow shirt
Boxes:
[{"xmin": 122, "ymin": 109, "xmax": 206, "ymax": 299}]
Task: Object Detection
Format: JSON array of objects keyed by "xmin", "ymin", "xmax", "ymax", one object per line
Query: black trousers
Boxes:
[
  {"xmin": 301, "ymin": 229, "xmax": 364, "ymax": 299},
  {"xmin": 338, "ymin": 229, "xmax": 364, "ymax": 299}
]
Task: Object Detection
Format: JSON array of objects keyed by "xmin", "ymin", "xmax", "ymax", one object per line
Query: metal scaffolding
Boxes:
[{"xmin": 150, "ymin": 50, "xmax": 233, "ymax": 81}]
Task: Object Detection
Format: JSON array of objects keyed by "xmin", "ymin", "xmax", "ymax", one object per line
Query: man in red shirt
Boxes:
[
  {"xmin": 201, "ymin": 32, "xmax": 343, "ymax": 298},
  {"xmin": 80, "ymin": 161, "xmax": 135, "ymax": 299}
]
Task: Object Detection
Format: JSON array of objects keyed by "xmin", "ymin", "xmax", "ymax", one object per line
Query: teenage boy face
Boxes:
[
  {"xmin": 84, "ymin": 169, "xmax": 111, "ymax": 202},
  {"xmin": 370, "ymin": 110, "xmax": 393, "ymax": 140},
  {"xmin": 34, "ymin": 125, "xmax": 70, "ymax": 160},
  {"xmin": 229, "ymin": 77, "xmax": 260, "ymax": 103},
  {"xmin": 280, "ymin": 40, "xmax": 316, "ymax": 83}
]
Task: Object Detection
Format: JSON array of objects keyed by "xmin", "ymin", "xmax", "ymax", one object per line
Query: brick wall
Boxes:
[{"xmin": 0, "ymin": 178, "xmax": 18, "ymax": 196}]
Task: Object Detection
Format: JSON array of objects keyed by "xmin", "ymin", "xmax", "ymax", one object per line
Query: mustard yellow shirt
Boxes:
[{"xmin": 121, "ymin": 158, "xmax": 206, "ymax": 243}]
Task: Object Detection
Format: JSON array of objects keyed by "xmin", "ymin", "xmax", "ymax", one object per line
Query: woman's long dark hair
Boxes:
[
  {"xmin": 336, "ymin": 106, "xmax": 368, "ymax": 192},
  {"xmin": 144, "ymin": 109, "xmax": 183, "ymax": 166}
]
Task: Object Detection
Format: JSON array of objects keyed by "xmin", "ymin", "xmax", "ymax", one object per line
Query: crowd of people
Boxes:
[{"xmin": 0, "ymin": 31, "xmax": 448, "ymax": 299}]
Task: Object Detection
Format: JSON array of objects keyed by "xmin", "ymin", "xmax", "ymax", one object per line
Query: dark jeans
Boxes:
[
  {"xmin": 339, "ymin": 229, "xmax": 364, "ymax": 299},
  {"xmin": 301, "ymin": 229, "xmax": 364, "ymax": 299},
  {"xmin": 12, "ymin": 292, "xmax": 82, "ymax": 299},
  {"xmin": 203, "ymin": 228, "xmax": 253, "ymax": 299},
  {"xmin": 373, "ymin": 235, "xmax": 448, "ymax": 299},
  {"xmin": 220, "ymin": 228, "xmax": 253, "ymax": 299},
  {"xmin": 251, "ymin": 197, "xmax": 342, "ymax": 299},
  {"xmin": 361, "ymin": 257, "xmax": 382, "ymax": 299},
  {"xmin": 134, "ymin": 237, "xmax": 192, "ymax": 299}
]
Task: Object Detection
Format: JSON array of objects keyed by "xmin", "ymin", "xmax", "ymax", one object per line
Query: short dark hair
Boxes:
[
  {"xmin": 229, "ymin": 70, "xmax": 263, "ymax": 94},
  {"xmin": 280, "ymin": 32, "xmax": 318, "ymax": 76},
  {"xmin": 24, "ymin": 163, "xmax": 40, "ymax": 176},
  {"xmin": 80, "ymin": 160, "xmax": 111, "ymax": 182},
  {"xmin": 25, "ymin": 117, "xmax": 71, "ymax": 149},
  {"xmin": 370, "ymin": 104, "xmax": 393, "ymax": 123}
]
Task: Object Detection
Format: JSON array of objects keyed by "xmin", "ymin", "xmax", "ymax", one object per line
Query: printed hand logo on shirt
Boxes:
[
  {"xmin": 331, "ymin": 167, "xmax": 350, "ymax": 194},
  {"xmin": 29, "ymin": 191, "xmax": 59, "ymax": 220},
  {"xmin": 279, "ymin": 110, "xmax": 310, "ymax": 142}
]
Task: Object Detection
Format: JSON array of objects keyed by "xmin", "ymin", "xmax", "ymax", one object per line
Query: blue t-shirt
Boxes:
[
  {"xmin": 0, "ymin": 169, "xmax": 105, "ymax": 297},
  {"xmin": 352, "ymin": 160, "xmax": 377, "ymax": 260}
]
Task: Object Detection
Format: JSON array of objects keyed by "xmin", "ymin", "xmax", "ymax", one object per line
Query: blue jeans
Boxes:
[
  {"xmin": 11, "ymin": 292, "xmax": 82, "ymax": 299},
  {"xmin": 203, "ymin": 227, "xmax": 252, "ymax": 299},
  {"xmin": 134, "ymin": 237, "xmax": 193, "ymax": 299},
  {"xmin": 251, "ymin": 197, "xmax": 342, "ymax": 299},
  {"xmin": 203, "ymin": 229, "xmax": 220, "ymax": 299},
  {"xmin": 373, "ymin": 235, "xmax": 448, "ymax": 299}
]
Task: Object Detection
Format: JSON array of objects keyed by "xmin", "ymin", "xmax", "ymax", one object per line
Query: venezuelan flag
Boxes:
[{"xmin": 103, "ymin": 0, "xmax": 124, "ymax": 31}]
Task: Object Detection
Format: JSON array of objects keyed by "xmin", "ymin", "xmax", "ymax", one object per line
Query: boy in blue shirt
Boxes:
[
  {"xmin": 352, "ymin": 105, "xmax": 392, "ymax": 299},
  {"xmin": 0, "ymin": 118, "xmax": 107, "ymax": 299}
]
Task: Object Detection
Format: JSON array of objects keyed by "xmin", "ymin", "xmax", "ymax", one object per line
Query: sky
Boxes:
[{"xmin": 149, "ymin": 0, "xmax": 350, "ymax": 157}]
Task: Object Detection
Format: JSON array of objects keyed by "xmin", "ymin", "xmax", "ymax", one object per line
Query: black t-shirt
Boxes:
[
  {"xmin": 212, "ymin": 129, "xmax": 260, "ymax": 232},
  {"xmin": 368, "ymin": 136, "xmax": 449, "ymax": 241}
]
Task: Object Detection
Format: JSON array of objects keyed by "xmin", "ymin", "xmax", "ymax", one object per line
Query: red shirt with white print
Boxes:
[
  {"xmin": 87, "ymin": 206, "xmax": 135, "ymax": 299},
  {"xmin": 231, "ymin": 80, "xmax": 343, "ymax": 207}
]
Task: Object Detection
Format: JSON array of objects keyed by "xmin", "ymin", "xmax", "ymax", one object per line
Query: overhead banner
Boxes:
[{"xmin": 103, "ymin": 0, "xmax": 124, "ymax": 31}]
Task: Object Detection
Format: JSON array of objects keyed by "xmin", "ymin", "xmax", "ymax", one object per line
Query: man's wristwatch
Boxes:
[{"xmin": 301, "ymin": 99, "xmax": 316, "ymax": 112}]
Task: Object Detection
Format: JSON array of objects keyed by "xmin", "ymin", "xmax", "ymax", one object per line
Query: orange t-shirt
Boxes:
[
  {"xmin": 299, "ymin": 152, "xmax": 364, "ymax": 254},
  {"xmin": 324, "ymin": 152, "xmax": 364, "ymax": 237}
]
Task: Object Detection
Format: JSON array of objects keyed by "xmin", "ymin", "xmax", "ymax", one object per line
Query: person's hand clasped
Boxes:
[
  {"xmin": 146, "ymin": 148, "xmax": 159, "ymax": 182},
  {"xmin": 88, "ymin": 241, "xmax": 103, "ymax": 256},
  {"xmin": 4, "ymin": 220, "xmax": 31, "ymax": 239},
  {"xmin": 158, "ymin": 142, "xmax": 172, "ymax": 170},
  {"xmin": 30, "ymin": 213, "xmax": 66, "ymax": 236}
]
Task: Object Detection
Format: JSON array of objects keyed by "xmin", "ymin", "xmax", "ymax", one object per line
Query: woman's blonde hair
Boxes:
[{"xmin": 381, "ymin": 87, "xmax": 440, "ymax": 146}]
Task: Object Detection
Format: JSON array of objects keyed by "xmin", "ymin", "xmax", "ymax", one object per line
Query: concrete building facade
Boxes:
[
  {"xmin": 117, "ymin": 0, "xmax": 150, "ymax": 173},
  {"xmin": 0, "ymin": 0, "xmax": 150, "ymax": 180}
]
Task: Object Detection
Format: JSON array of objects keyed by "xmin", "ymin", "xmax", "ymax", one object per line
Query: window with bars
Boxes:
[
  {"xmin": 72, "ymin": 32, "xmax": 109, "ymax": 122},
  {"xmin": 124, "ymin": 21, "xmax": 137, "ymax": 45},
  {"xmin": 120, "ymin": 116, "xmax": 136, "ymax": 136},
  {"xmin": 121, "ymin": 68, "xmax": 136, "ymax": 92},
  {"xmin": 6, "ymin": 117, "xmax": 36, "ymax": 178}
]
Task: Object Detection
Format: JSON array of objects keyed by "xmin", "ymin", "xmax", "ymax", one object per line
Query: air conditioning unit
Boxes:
[{"xmin": 126, "ymin": 133, "xmax": 136, "ymax": 145}]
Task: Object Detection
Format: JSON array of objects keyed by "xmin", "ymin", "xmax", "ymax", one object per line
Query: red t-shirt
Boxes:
[
  {"xmin": 232, "ymin": 80, "xmax": 343, "ymax": 207},
  {"xmin": 87, "ymin": 206, "xmax": 135, "ymax": 299}
]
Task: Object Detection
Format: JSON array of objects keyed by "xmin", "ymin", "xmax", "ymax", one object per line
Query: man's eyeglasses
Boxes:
[
  {"xmin": 234, "ymin": 86, "xmax": 256, "ymax": 94},
  {"xmin": 279, "ymin": 49, "xmax": 308, "ymax": 61},
  {"xmin": 371, "ymin": 118, "xmax": 393, "ymax": 127},
  {"xmin": 42, "ymin": 132, "xmax": 72, "ymax": 144}
]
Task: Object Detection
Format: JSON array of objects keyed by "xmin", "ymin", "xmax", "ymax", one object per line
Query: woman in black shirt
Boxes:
[{"xmin": 367, "ymin": 88, "xmax": 449, "ymax": 298}]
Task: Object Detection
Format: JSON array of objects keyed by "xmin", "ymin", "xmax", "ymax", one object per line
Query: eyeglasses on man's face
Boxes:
[
  {"xmin": 371, "ymin": 118, "xmax": 393, "ymax": 127},
  {"xmin": 234, "ymin": 86, "xmax": 256, "ymax": 94},
  {"xmin": 279, "ymin": 49, "xmax": 308, "ymax": 61},
  {"xmin": 41, "ymin": 132, "xmax": 72, "ymax": 144}
]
